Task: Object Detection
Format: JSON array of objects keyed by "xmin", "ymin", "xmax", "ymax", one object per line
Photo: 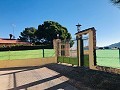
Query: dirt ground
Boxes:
[{"xmin": 0, "ymin": 63, "xmax": 120, "ymax": 90}]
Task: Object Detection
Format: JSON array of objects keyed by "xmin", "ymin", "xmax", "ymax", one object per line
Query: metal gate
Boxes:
[
  {"xmin": 82, "ymin": 34, "xmax": 89, "ymax": 67},
  {"xmin": 57, "ymin": 39, "xmax": 78, "ymax": 66}
]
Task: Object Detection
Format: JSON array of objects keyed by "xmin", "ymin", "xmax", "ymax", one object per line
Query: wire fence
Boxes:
[
  {"xmin": 0, "ymin": 49, "xmax": 55, "ymax": 60},
  {"xmin": 96, "ymin": 49, "xmax": 120, "ymax": 68}
]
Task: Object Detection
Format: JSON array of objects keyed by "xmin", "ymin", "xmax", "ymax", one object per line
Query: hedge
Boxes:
[{"xmin": 0, "ymin": 45, "xmax": 53, "ymax": 51}]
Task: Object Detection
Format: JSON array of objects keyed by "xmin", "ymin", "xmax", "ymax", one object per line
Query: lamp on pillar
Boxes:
[{"xmin": 76, "ymin": 23, "xmax": 81, "ymax": 32}]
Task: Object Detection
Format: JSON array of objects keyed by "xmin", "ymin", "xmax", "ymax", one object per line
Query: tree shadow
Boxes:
[
  {"xmin": 0, "ymin": 63, "xmax": 120, "ymax": 90},
  {"xmin": 0, "ymin": 64, "xmax": 78, "ymax": 90},
  {"xmin": 44, "ymin": 63, "xmax": 120, "ymax": 90},
  {"xmin": 8, "ymin": 74, "xmax": 63, "ymax": 90}
]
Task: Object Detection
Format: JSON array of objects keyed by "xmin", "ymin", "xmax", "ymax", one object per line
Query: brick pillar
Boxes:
[
  {"xmin": 65, "ymin": 41, "xmax": 70, "ymax": 56},
  {"xmin": 89, "ymin": 29, "xmax": 96, "ymax": 69},
  {"xmin": 53, "ymin": 39, "xmax": 61, "ymax": 57},
  {"xmin": 93, "ymin": 30, "xmax": 97, "ymax": 65}
]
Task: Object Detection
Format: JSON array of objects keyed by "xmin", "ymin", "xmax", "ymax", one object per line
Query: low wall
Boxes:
[
  {"xmin": 96, "ymin": 66, "xmax": 120, "ymax": 74},
  {"xmin": 0, "ymin": 57, "xmax": 57, "ymax": 68}
]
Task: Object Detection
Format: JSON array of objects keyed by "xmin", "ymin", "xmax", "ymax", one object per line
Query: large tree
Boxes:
[
  {"xmin": 19, "ymin": 21, "xmax": 72, "ymax": 46},
  {"xmin": 36, "ymin": 21, "xmax": 72, "ymax": 44},
  {"xmin": 111, "ymin": 0, "xmax": 120, "ymax": 6},
  {"xmin": 19, "ymin": 27, "xmax": 37, "ymax": 43}
]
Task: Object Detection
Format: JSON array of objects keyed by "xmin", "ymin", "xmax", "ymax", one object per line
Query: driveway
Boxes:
[
  {"xmin": 0, "ymin": 63, "xmax": 120, "ymax": 90},
  {"xmin": 0, "ymin": 65, "xmax": 78, "ymax": 90}
]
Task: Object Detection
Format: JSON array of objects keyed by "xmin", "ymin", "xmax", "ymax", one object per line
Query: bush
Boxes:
[{"xmin": 0, "ymin": 45, "xmax": 53, "ymax": 51}]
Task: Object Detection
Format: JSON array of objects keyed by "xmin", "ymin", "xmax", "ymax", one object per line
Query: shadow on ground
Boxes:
[
  {"xmin": 0, "ymin": 63, "xmax": 120, "ymax": 90},
  {"xmin": 44, "ymin": 63, "xmax": 120, "ymax": 90}
]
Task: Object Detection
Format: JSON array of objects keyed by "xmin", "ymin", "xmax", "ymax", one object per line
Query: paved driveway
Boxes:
[
  {"xmin": 0, "ymin": 66, "xmax": 78, "ymax": 90},
  {"xmin": 1, "ymin": 63, "xmax": 120, "ymax": 90}
]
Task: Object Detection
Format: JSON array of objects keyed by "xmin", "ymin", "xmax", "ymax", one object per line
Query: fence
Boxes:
[
  {"xmin": 96, "ymin": 49, "xmax": 120, "ymax": 68},
  {"xmin": 0, "ymin": 49, "xmax": 55, "ymax": 60},
  {"xmin": 0, "ymin": 49, "xmax": 56, "ymax": 68}
]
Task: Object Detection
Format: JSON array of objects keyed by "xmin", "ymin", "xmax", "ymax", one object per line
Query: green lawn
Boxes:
[
  {"xmin": 96, "ymin": 50, "xmax": 120, "ymax": 68},
  {"xmin": 0, "ymin": 49, "xmax": 55, "ymax": 60}
]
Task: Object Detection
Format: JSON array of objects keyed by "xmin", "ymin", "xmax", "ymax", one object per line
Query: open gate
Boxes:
[
  {"xmin": 53, "ymin": 27, "xmax": 96, "ymax": 69},
  {"xmin": 75, "ymin": 27, "xmax": 96, "ymax": 69},
  {"xmin": 54, "ymin": 39, "xmax": 78, "ymax": 66}
]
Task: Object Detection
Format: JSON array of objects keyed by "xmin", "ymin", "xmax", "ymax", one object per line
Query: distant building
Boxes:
[{"xmin": 0, "ymin": 38, "xmax": 30, "ymax": 47}]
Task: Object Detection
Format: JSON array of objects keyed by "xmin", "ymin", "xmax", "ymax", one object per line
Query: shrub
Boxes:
[{"xmin": 0, "ymin": 44, "xmax": 53, "ymax": 51}]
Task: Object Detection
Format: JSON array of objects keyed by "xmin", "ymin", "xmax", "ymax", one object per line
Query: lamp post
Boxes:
[{"xmin": 76, "ymin": 23, "xmax": 81, "ymax": 32}]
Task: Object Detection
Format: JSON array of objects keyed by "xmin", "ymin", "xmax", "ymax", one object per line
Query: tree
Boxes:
[
  {"xmin": 70, "ymin": 40, "xmax": 74, "ymax": 47},
  {"xmin": 19, "ymin": 21, "xmax": 73, "ymax": 47},
  {"xmin": 111, "ymin": 0, "xmax": 120, "ymax": 6},
  {"xmin": 36, "ymin": 21, "xmax": 72, "ymax": 44},
  {"xmin": 19, "ymin": 27, "xmax": 37, "ymax": 43},
  {"xmin": 9, "ymin": 34, "xmax": 13, "ymax": 39}
]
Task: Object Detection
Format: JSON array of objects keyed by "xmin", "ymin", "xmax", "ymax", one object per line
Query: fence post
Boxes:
[
  {"xmin": 43, "ymin": 48, "xmax": 44, "ymax": 58},
  {"xmin": 80, "ymin": 38, "xmax": 84, "ymax": 66}
]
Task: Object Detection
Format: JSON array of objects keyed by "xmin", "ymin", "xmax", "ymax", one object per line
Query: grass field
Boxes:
[
  {"xmin": 96, "ymin": 50, "xmax": 120, "ymax": 68},
  {"xmin": 0, "ymin": 49, "xmax": 55, "ymax": 60}
]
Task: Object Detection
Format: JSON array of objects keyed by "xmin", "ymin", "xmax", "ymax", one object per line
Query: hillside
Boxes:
[{"xmin": 108, "ymin": 42, "xmax": 120, "ymax": 48}]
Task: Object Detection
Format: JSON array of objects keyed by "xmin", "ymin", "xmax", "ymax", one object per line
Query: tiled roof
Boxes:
[{"xmin": 0, "ymin": 38, "xmax": 30, "ymax": 44}]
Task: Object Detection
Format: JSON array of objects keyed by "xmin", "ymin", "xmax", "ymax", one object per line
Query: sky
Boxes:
[{"xmin": 0, "ymin": 0, "xmax": 120, "ymax": 47}]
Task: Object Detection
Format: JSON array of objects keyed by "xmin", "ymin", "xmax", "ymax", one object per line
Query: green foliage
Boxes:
[
  {"xmin": 0, "ymin": 45, "xmax": 53, "ymax": 51},
  {"xmin": 36, "ymin": 21, "xmax": 72, "ymax": 44},
  {"xmin": 9, "ymin": 34, "xmax": 13, "ymax": 39},
  {"xmin": 111, "ymin": 0, "xmax": 120, "ymax": 4},
  {"xmin": 19, "ymin": 21, "xmax": 72, "ymax": 46},
  {"xmin": 111, "ymin": 0, "xmax": 120, "ymax": 6},
  {"xmin": 70, "ymin": 40, "xmax": 75, "ymax": 47},
  {"xmin": 19, "ymin": 27, "xmax": 37, "ymax": 43}
]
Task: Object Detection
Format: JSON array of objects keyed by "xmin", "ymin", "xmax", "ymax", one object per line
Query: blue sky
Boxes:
[{"xmin": 0, "ymin": 0, "xmax": 120, "ymax": 46}]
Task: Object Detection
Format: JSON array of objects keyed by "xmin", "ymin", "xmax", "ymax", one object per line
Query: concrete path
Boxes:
[{"xmin": 0, "ymin": 66, "xmax": 78, "ymax": 90}]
